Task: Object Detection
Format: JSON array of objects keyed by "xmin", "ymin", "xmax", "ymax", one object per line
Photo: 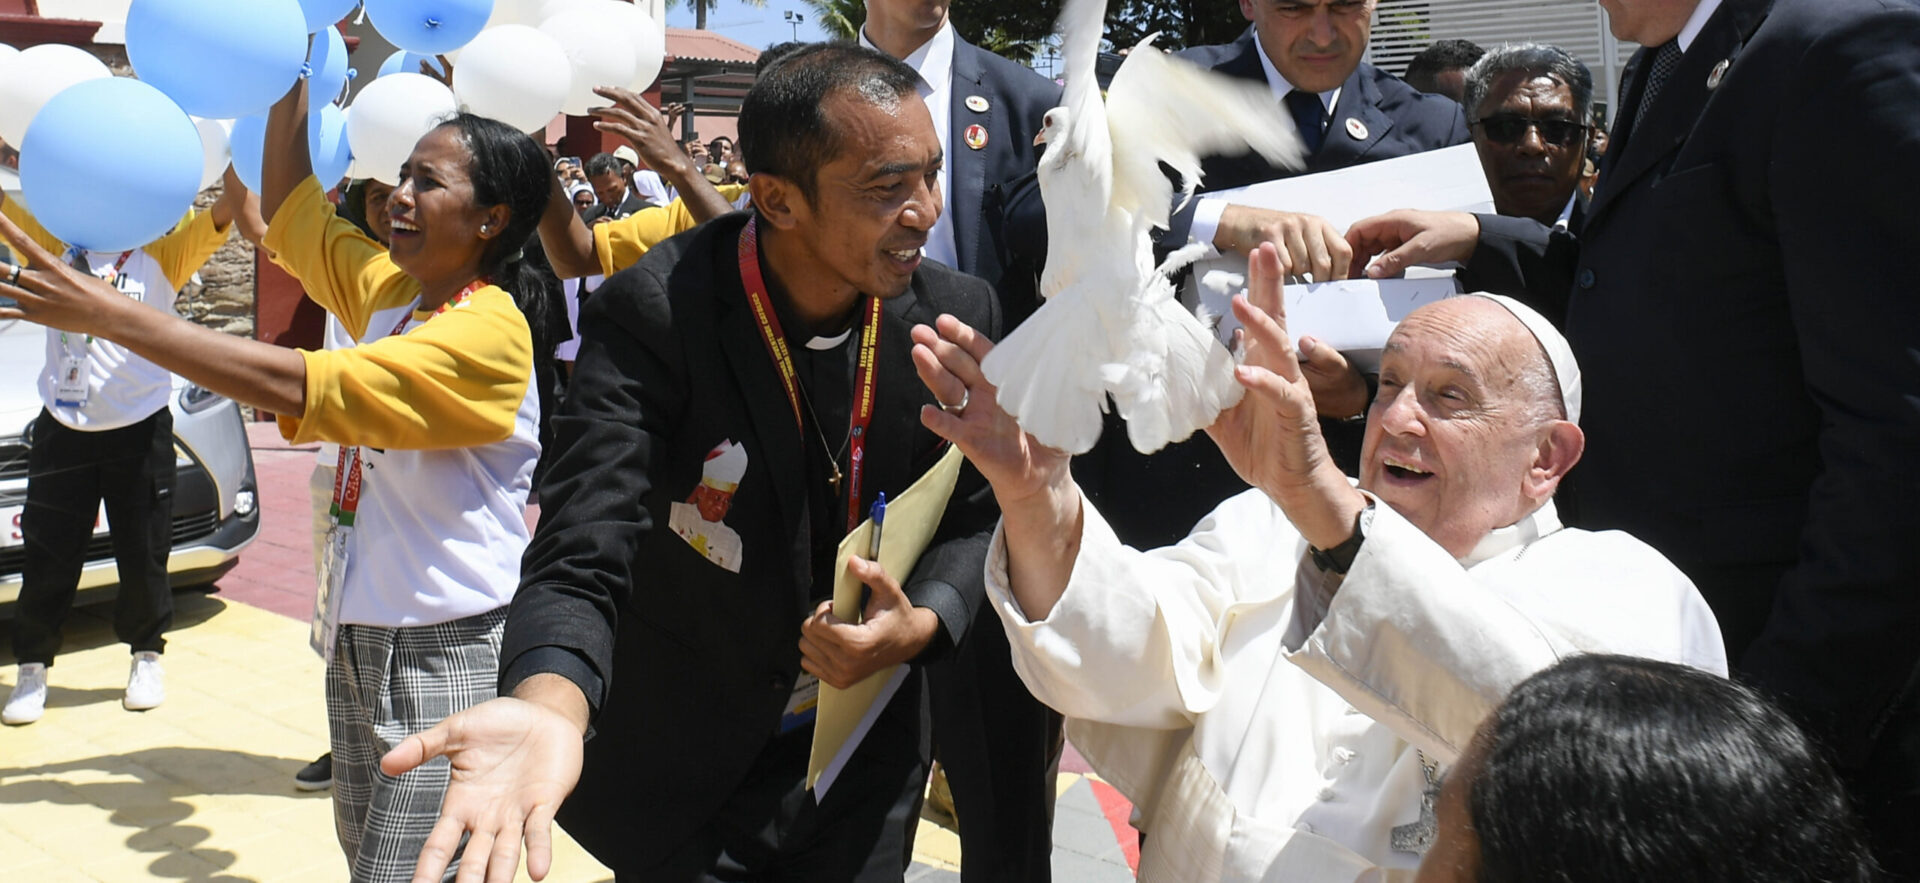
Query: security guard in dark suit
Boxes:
[
  {"xmin": 1082, "ymin": 1, "xmax": 1469, "ymax": 552},
  {"xmin": 1347, "ymin": 0, "xmax": 1920, "ymax": 875}
]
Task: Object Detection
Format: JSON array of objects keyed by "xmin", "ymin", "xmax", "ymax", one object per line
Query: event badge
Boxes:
[
  {"xmin": 53, "ymin": 352, "xmax": 89, "ymax": 408},
  {"xmin": 780, "ymin": 673, "xmax": 821, "ymax": 733},
  {"xmin": 310, "ymin": 523, "xmax": 351, "ymax": 664}
]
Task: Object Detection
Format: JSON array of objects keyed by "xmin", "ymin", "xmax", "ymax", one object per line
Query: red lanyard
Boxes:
[
  {"xmin": 737, "ymin": 217, "xmax": 881, "ymax": 532},
  {"xmin": 329, "ymin": 281, "xmax": 485, "ymax": 524}
]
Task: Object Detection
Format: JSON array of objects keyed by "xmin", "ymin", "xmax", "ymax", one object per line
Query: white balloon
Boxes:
[
  {"xmin": 449, "ymin": 0, "xmax": 545, "ymax": 58},
  {"xmin": 595, "ymin": 1, "xmax": 666, "ymax": 90},
  {"xmin": 346, "ymin": 73, "xmax": 458, "ymax": 186},
  {"xmin": 539, "ymin": 6, "xmax": 637, "ymax": 117},
  {"xmin": 454, "ymin": 25, "xmax": 571, "ymax": 133},
  {"xmin": 537, "ymin": 0, "xmax": 592, "ymax": 21},
  {"xmin": 192, "ymin": 117, "xmax": 234, "ymax": 191},
  {"xmin": 0, "ymin": 44, "xmax": 19, "ymax": 66},
  {"xmin": 0, "ymin": 45, "xmax": 112, "ymax": 147}
]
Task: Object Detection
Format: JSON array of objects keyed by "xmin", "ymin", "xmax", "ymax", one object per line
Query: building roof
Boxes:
[{"xmin": 666, "ymin": 27, "xmax": 759, "ymax": 65}]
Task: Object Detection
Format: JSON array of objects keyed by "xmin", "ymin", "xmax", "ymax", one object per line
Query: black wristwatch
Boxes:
[{"xmin": 1308, "ymin": 504, "xmax": 1371, "ymax": 575}]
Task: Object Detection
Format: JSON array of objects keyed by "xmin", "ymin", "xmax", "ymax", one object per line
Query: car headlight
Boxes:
[
  {"xmin": 180, "ymin": 383, "xmax": 228, "ymax": 414},
  {"xmin": 232, "ymin": 489, "xmax": 257, "ymax": 518}
]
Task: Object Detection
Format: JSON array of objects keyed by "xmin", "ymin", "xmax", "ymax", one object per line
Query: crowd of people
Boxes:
[{"xmin": 1, "ymin": 0, "xmax": 1917, "ymax": 880}]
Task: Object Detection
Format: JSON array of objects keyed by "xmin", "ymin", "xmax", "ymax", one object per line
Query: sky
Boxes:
[{"xmin": 661, "ymin": 0, "xmax": 842, "ymax": 50}]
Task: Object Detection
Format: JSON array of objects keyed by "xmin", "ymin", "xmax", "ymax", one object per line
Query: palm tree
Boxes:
[
  {"xmin": 799, "ymin": 0, "xmax": 863, "ymax": 40},
  {"xmin": 669, "ymin": 0, "xmax": 768, "ymax": 31}
]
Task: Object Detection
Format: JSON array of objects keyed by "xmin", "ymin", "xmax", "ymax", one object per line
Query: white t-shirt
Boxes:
[{"xmin": 41, "ymin": 248, "xmax": 184, "ymax": 431}]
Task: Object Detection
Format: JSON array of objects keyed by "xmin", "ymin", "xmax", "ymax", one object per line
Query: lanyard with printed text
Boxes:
[
  {"xmin": 737, "ymin": 217, "xmax": 881, "ymax": 532},
  {"xmin": 327, "ymin": 281, "xmax": 485, "ymax": 525},
  {"xmin": 60, "ymin": 249, "xmax": 137, "ymax": 348}
]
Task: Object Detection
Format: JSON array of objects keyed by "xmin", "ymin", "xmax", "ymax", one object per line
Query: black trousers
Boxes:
[
  {"xmin": 12, "ymin": 407, "xmax": 175, "ymax": 665},
  {"xmin": 636, "ymin": 675, "xmax": 929, "ymax": 882}
]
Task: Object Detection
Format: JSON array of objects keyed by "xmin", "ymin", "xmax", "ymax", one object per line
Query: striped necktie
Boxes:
[{"xmin": 1285, "ymin": 89, "xmax": 1328, "ymax": 154}]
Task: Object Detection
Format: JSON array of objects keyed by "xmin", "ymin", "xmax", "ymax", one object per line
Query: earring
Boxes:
[{"xmin": 480, "ymin": 225, "xmax": 490, "ymax": 233}]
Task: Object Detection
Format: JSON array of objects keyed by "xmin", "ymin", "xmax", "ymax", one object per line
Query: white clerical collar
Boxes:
[
  {"xmin": 1460, "ymin": 500, "xmax": 1563, "ymax": 568},
  {"xmin": 1676, "ymin": 0, "xmax": 1724, "ymax": 52},
  {"xmin": 1252, "ymin": 30, "xmax": 1340, "ymax": 116},
  {"xmin": 805, "ymin": 329, "xmax": 852, "ymax": 350},
  {"xmin": 860, "ymin": 20, "xmax": 955, "ymax": 96}
]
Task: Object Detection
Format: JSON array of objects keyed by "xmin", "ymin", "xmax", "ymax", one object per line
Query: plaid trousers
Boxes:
[{"xmin": 327, "ymin": 607, "xmax": 508, "ymax": 883}]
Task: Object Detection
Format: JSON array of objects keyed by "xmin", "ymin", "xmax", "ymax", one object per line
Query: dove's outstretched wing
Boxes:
[{"xmin": 1104, "ymin": 40, "xmax": 1307, "ymax": 231}]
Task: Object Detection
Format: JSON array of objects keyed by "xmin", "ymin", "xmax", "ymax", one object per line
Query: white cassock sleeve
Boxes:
[
  {"xmin": 985, "ymin": 490, "xmax": 1305, "ymax": 730},
  {"xmin": 1283, "ymin": 501, "xmax": 1728, "ymax": 764}
]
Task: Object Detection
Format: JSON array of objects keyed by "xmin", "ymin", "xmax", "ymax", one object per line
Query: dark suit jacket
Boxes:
[
  {"xmin": 1161, "ymin": 31, "xmax": 1471, "ymax": 247},
  {"xmin": 1465, "ymin": 0, "xmax": 1920, "ymax": 767},
  {"xmin": 1085, "ymin": 33, "xmax": 1468, "ymax": 550},
  {"xmin": 500, "ymin": 212, "xmax": 1004, "ymax": 870},
  {"xmin": 945, "ymin": 36, "xmax": 1061, "ymax": 324}
]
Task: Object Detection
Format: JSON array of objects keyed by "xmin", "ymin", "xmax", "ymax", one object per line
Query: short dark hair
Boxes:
[
  {"xmin": 1469, "ymin": 655, "xmax": 1878, "ymax": 883},
  {"xmin": 1404, "ymin": 39, "xmax": 1485, "ymax": 93},
  {"xmin": 583, "ymin": 152, "xmax": 624, "ymax": 180},
  {"xmin": 737, "ymin": 43, "xmax": 920, "ymax": 203},
  {"xmin": 755, "ymin": 40, "xmax": 808, "ymax": 79},
  {"xmin": 1463, "ymin": 42, "xmax": 1594, "ymax": 123}
]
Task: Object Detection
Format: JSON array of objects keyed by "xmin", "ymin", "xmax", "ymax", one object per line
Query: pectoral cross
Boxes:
[{"xmin": 1389, "ymin": 751, "xmax": 1442, "ymax": 856}]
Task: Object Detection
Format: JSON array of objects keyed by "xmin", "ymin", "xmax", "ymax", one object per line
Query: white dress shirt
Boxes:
[
  {"xmin": 1189, "ymin": 31, "xmax": 1342, "ymax": 252},
  {"xmin": 988, "ymin": 489, "xmax": 1726, "ymax": 881},
  {"xmin": 1677, "ymin": 0, "xmax": 1726, "ymax": 51},
  {"xmin": 861, "ymin": 22, "xmax": 959, "ymax": 270}
]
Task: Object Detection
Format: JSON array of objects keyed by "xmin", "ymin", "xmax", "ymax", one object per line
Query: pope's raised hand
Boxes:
[
  {"xmin": 1208, "ymin": 243, "xmax": 1362, "ymax": 548},
  {"xmin": 911, "ymin": 314, "xmax": 1070, "ymax": 507}
]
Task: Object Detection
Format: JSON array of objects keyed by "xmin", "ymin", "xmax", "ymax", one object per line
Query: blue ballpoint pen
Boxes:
[{"xmin": 861, "ymin": 493, "xmax": 886, "ymax": 615}]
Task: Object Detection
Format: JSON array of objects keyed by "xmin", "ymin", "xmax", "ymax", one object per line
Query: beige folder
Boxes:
[{"xmin": 807, "ymin": 444, "xmax": 966, "ymax": 796}]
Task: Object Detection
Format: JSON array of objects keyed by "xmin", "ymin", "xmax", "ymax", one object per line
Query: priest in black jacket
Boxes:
[{"xmin": 384, "ymin": 44, "xmax": 1003, "ymax": 882}]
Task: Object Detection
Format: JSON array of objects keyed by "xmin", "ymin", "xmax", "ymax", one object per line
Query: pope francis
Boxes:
[{"xmin": 908, "ymin": 242, "xmax": 1727, "ymax": 881}]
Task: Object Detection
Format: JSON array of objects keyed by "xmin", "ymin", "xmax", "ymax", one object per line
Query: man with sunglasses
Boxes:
[
  {"xmin": 1461, "ymin": 43, "xmax": 1593, "ymax": 229},
  {"xmin": 1346, "ymin": 0, "xmax": 1920, "ymax": 875}
]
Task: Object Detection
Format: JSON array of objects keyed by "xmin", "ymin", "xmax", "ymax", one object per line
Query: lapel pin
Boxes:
[
  {"xmin": 964, "ymin": 124, "xmax": 988, "ymax": 150},
  {"xmin": 1706, "ymin": 59, "xmax": 1730, "ymax": 90},
  {"xmin": 965, "ymin": 95, "xmax": 989, "ymax": 113},
  {"xmin": 1346, "ymin": 118, "xmax": 1369, "ymax": 141}
]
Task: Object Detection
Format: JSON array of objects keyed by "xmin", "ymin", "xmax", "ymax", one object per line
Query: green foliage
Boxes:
[
  {"xmin": 798, "ymin": 0, "xmax": 864, "ymax": 40},
  {"xmin": 668, "ymin": 0, "xmax": 769, "ymax": 30}
]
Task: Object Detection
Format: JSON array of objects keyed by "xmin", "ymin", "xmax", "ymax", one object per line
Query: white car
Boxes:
[{"xmin": 0, "ymin": 317, "xmax": 260, "ymax": 611}]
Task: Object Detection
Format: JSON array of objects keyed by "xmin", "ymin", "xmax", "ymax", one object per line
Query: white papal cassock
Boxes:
[{"xmin": 986, "ymin": 489, "xmax": 1727, "ymax": 882}]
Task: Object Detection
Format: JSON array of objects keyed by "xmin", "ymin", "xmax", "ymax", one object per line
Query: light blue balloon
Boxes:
[
  {"xmin": 364, "ymin": 0, "xmax": 492, "ymax": 56},
  {"xmin": 126, "ymin": 0, "xmax": 309, "ymax": 120},
  {"xmin": 229, "ymin": 113, "xmax": 268, "ymax": 193},
  {"xmin": 309, "ymin": 103, "xmax": 354, "ymax": 188},
  {"xmin": 20, "ymin": 78, "xmax": 203, "ymax": 253},
  {"xmin": 376, "ymin": 48, "xmax": 445, "ymax": 80},
  {"xmin": 298, "ymin": 0, "xmax": 360, "ymax": 34},
  {"xmin": 307, "ymin": 25, "xmax": 350, "ymax": 106}
]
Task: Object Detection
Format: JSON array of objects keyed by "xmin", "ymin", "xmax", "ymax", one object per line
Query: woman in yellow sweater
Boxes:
[{"xmin": 0, "ymin": 77, "xmax": 553, "ymax": 882}]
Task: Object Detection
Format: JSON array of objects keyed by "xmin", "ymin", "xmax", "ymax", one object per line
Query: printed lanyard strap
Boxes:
[
  {"xmin": 737, "ymin": 217, "xmax": 881, "ymax": 532},
  {"xmin": 328, "ymin": 281, "xmax": 486, "ymax": 523},
  {"xmin": 61, "ymin": 250, "xmax": 138, "ymax": 347}
]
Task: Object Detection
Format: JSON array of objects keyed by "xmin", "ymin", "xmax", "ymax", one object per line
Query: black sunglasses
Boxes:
[{"xmin": 1473, "ymin": 115, "xmax": 1590, "ymax": 148}]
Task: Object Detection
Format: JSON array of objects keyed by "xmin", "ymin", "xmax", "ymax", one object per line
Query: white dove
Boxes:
[{"xmin": 979, "ymin": 0, "xmax": 1306, "ymax": 455}]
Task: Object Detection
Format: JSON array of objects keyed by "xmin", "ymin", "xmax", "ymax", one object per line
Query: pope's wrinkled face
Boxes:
[
  {"xmin": 1358, "ymin": 299, "xmax": 1563, "ymax": 558},
  {"xmin": 1242, "ymin": 0, "xmax": 1377, "ymax": 94}
]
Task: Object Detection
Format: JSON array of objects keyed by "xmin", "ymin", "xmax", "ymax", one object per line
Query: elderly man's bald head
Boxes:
[{"xmin": 1360, "ymin": 296, "xmax": 1585, "ymax": 559}]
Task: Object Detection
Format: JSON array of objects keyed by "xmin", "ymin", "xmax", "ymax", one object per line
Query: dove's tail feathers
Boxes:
[
  {"xmin": 1156, "ymin": 241, "xmax": 1215, "ymax": 280},
  {"xmin": 1110, "ymin": 296, "xmax": 1246, "ymax": 454},
  {"xmin": 980, "ymin": 291, "xmax": 1112, "ymax": 455}
]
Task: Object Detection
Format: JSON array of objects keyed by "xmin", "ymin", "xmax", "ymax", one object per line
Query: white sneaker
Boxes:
[
  {"xmin": 3, "ymin": 663, "xmax": 47, "ymax": 725},
  {"xmin": 124, "ymin": 651, "xmax": 164, "ymax": 711}
]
